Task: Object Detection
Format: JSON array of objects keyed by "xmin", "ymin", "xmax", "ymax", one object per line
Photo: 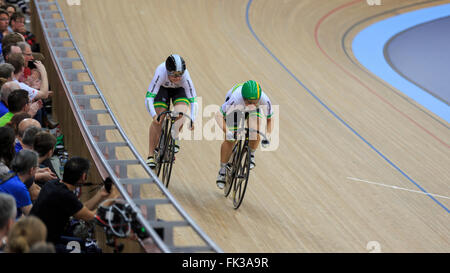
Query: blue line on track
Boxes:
[
  {"xmin": 245, "ymin": 0, "xmax": 449, "ymax": 213},
  {"xmin": 352, "ymin": 3, "xmax": 450, "ymax": 123}
]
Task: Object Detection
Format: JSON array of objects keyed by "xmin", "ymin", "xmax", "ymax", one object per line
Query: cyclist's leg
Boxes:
[
  {"xmin": 221, "ymin": 111, "xmax": 240, "ymax": 165},
  {"xmin": 217, "ymin": 114, "xmax": 237, "ymax": 188},
  {"xmin": 148, "ymin": 88, "xmax": 169, "ymax": 160},
  {"xmin": 171, "ymin": 89, "xmax": 190, "ymax": 152},
  {"xmin": 149, "ymin": 106, "xmax": 167, "ymax": 156}
]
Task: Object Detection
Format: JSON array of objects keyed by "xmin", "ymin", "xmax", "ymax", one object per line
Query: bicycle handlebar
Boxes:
[
  {"xmin": 156, "ymin": 110, "xmax": 193, "ymax": 127},
  {"xmin": 234, "ymin": 127, "xmax": 270, "ymax": 147}
]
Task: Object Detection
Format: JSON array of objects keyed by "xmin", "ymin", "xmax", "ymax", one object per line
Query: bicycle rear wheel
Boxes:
[
  {"xmin": 224, "ymin": 143, "xmax": 239, "ymax": 197},
  {"xmin": 232, "ymin": 145, "xmax": 251, "ymax": 209}
]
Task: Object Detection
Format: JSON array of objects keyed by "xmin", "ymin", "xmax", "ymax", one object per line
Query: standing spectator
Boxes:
[
  {"xmin": 0, "ymin": 149, "xmax": 39, "ymax": 218},
  {"xmin": 5, "ymin": 215, "xmax": 47, "ymax": 253},
  {"xmin": 31, "ymin": 157, "xmax": 119, "ymax": 250},
  {"xmin": 0, "ymin": 126, "xmax": 14, "ymax": 177},
  {"xmin": 0, "ymin": 192, "xmax": 16, "ymax": 252}
]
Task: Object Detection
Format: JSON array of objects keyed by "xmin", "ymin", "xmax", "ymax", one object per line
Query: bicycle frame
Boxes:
[
  {"xmin": 223, "ymin": 110, "xmax": 270, "ymax": 209},
  {"xmin": 154, "ymin": 110, "xmax": 193, "ymax": 188}
]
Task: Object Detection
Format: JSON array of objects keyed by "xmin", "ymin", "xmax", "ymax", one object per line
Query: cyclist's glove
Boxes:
[{"xmin": 226, "ymin": 131, "xmax": 236, "ymax": 141}]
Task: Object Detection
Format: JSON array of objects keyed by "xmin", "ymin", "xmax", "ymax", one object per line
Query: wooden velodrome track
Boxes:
[{"xmin": 57, "ymin": 0, "xmax": 449, "ymax": 252}]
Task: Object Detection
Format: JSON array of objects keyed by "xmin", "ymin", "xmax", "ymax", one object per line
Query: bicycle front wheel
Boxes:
[
  {"xmin": 155, "ymin": 118, "xmax": 169, "ymax": 177},
  {"xmin": 232, "ymin": 145, "xmax": 251, "ymax": 209},
  {"xmin": 161, "ymin": 135, "xmax": 175, "ymax": 188}
]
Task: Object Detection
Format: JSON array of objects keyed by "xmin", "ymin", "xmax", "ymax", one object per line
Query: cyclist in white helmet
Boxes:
[
  {"xmin": 145, "ymin": 54, "xmax": 198, "ymax": 169},
  {"xmin": 215, "ymin": 80, "xmax": 273, "ymax": 189}
]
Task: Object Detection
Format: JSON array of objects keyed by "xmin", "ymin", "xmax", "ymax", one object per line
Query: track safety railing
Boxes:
[{"xmin": 33, "ymin": 0, "xmax": 222, "ymax": 253}]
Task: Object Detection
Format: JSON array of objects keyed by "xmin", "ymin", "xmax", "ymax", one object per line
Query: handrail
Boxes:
[{"xmin": 32, "ymin": 0, "xmax": 222, "ymax": 253}]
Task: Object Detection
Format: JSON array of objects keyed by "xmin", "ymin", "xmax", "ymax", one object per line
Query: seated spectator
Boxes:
[
  {"xmin": 5, "ymin": 1, "xmax": 28, "ymax": 17},
  {"xmin": 0, "ymin": 78, "xmax": 9, "ymax": 117},
  {"xmin": 1, "ymin": 3, "xmax": 16, "ymax": 18},
  {"xmin": 28, "ymin": 241, "xmax": 55, "ymax": 253},
  {"xmin": 10, "ymin": 47, "xmax": 57, "ymax": 129},
  {"xmin": 17, "ymin": 41, "xmax": 31, "ymax": 80},
  {"xmin": 0, "ymin": 89, "xmax": 41, "ymax": 127},
  {"xmin": 2, "ymin": 31, "xmax": 24, "ymax": 49},
  {"xmin": 33, "ymin": 131, "xmax": 59, "ymax": 186},
  {"xmin": 31, "ymin": 157, "xmax": 119, "ymax": 251},
  {"xmin": 0, "ymin": 149, "xmax": 40, "ymax": 218},
  {"xmin": 5, "ymin": 215, "xmax": 47, "ymax": 253},
  {"xmin": 19, "ymin": 125, "xmax": 57, "ymax": 186},
  {"xmin": 0, "ymin": 62, "xmax": 14, "ymax": 81},
  {"xmin": 0, "ymin": 125, "xmax": 15, "ymax": 177},
  {"xmin": 9, "ymin": 12, "xmax": 37, "ymax": 52},
  {"xmin": 7, "ymin": 53, "xmax": 49, "ymax": 100},
  {"xmin": 5, "ymin": 110, "xmax": 28, "ymax": 134},
  {"xmin": 0, "ymin": 9, "xmax": 9, "ymax": 61},
  {"xmin": 1, "ymin": 31, "xmax": 23, "ymax": 61},
  {"xmin": 0, "ymin": 192, "xmax": 16, "ymax": 252},
  {"xmin": 15, "ymin": 116, "xmax": 39, "ymax": 152},
  {"xmin": 0, "ymin": 65, "xmax": 17, "ymax": 116},
  {"xmin": 2, "ymin": 42, "xmax": 21, "ymax": 62},
  {"xmin": 0, "ymin": 89, "xmax": 28, "ymax": 127}
]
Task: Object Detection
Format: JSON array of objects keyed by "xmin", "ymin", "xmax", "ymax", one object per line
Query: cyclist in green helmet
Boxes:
[{"xmin": 215, "ymin": 80, "xmax": 274, "ymax": 189}]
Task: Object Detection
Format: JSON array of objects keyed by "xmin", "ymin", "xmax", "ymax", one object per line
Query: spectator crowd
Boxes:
[{"xmin": 0, "ymin": 0, "xmax": 119, "ymax": 253}]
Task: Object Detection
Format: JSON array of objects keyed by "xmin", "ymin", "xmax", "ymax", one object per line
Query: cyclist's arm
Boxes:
[
  {"xmin": 145, "ymin": 66, "xmax": 165, "ymax": 118},
  {"xmin": 182, "ymin": 70, "xmax": 198, "ymax": 122},
  {"xmin": 260, "ymin": 92, "xmax": 274, "ymax": 136},
  {"xmin": 266, "ymin": 117, "xmax": 273, "ymax": 136},
  {"xmin": 215, "ymin": 110, "xmax": 228, "ymax": 135},
  {"xmin": 145, "ymin": 93, "xmax": 157, "ymax": 118}
]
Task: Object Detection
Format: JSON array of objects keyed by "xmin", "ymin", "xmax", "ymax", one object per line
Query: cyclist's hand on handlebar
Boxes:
[
  {"xmin": 261, "ymin": 133, "xmax": 271, "ymax": 148},
  {"xmin": 153, "ymin": 115, "xmax": 163, "ymax": 125},
  {"xmin": 226, "ymin": 131, "xmax": 236, "ymax": 141}
]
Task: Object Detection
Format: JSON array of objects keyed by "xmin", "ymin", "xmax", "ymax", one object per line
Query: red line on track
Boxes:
[{"xmin": 313, "ymin": 0, "xmax": 449, "ymax": 148}]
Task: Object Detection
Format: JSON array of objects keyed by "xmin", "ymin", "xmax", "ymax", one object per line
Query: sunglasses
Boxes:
[
  {"xmin": 168, "ymin": 71, "xmax": 184, "ymax": 77},
  {"xmin": 244, "ymin": 99, "xmax": 259, "ymax": 105}
]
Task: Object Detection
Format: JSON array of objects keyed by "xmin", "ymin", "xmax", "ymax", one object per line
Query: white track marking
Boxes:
[{"xmin": 346, "ymin": 177, "xmax": 450, "ymax": 200}]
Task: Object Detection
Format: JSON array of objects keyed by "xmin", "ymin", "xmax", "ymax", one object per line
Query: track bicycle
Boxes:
[
  {"xmin": 223, "ymin": 110, "xmax": 270, "ymax": 209},
  {"xmin": 154, "ymin": 110, "xmax": 192, "ymax": 188}
]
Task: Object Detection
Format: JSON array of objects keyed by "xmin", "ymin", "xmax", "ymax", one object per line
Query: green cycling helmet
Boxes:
[{"xmin": 241, "ymin": 80, "xmax": 261, "ymax": 100}]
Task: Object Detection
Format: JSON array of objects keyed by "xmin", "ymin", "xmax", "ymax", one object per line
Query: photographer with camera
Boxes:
[{"xmin": 30, "ymin": 156, "xmax": 119, "ymax": 253}]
